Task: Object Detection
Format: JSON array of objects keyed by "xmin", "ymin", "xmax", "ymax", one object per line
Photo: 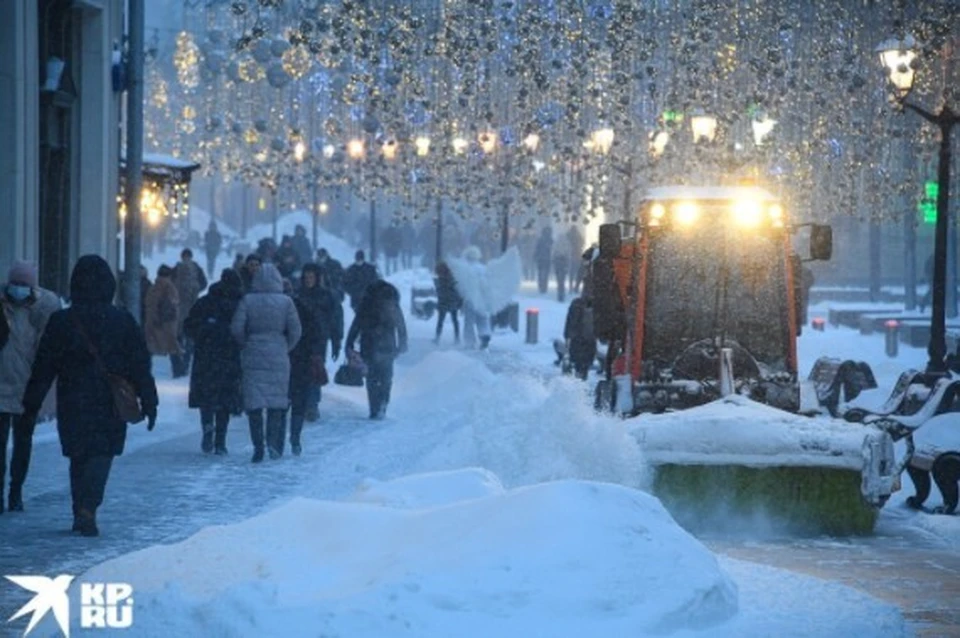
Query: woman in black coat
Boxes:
[
  {"xmin": 563, "ymin": 296, "xmax": 598, "ymax": 381},
  {"xmin": 184, "ymin": 269, "xmax": 244, "ymax": 455},
  {"xmin": 345, "ymin": 280, "xmax": 407, "ymax": 420},
  {"xmin": 22, "ymin": 255, "xmax": 158, "ymax": 537},
  {"xmin": 288, "ymin": 292, "xmax": 323, "ymax": 455},
  {"xmin": 298, "ymin": 263, "xmax": 343, "ymax": 420}
]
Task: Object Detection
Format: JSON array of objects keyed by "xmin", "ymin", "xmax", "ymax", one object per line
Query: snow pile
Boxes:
[
  {"xmin": 72, "ymin": 471, "xmax": 738, "ymax": 637},
  {"xmin": 352, "ymin": 467, "xmax": 505, "ymax": 509},
  {"xmin": 391, "ymin": 350, "xmax": 648, "ymax": 489},
  {"xmin": 631, "ymin": 395, "xmax": 872, "ymax": 469}
]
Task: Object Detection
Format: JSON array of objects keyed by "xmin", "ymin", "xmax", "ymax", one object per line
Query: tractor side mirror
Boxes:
[
  {"xmin": 810, "ymin": 224, "xmax": 833, "ymax": 261},
  {"xmin": 598, "ymin": 224, "xmax": 621, "ymax": 259}
]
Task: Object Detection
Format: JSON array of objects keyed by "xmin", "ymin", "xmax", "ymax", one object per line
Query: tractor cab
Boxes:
[{"xmin": 592, "ymin": 185, "xmax": 834, "ymax": 414}]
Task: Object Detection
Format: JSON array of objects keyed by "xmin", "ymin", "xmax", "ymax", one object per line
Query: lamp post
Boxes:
[{"xmin": 878, "ymin": 36, "xmax": 959, "ymax": 375}]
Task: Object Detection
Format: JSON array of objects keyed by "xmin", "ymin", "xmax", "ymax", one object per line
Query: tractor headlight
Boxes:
[
  {"xmin": 649, "ymin": 203, "xmax": 666, "ymax": 226},
  {"xmin": 673, "ymin": 201, "xmax": 699, "ymax": 226},
  {"xmin": 732, "ymin": 199, "xmax": 764, "ymax": 227},
  {"xmin": 768, "ymin": 204, "xmax": 784, "ymax": 228}
]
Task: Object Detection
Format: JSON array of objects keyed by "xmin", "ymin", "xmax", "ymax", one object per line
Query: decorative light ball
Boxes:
[
  {"xmin": 182, "ymin": 105, "xmax": 196, "ymax": 119},
  {"xmin": 267, "ymin": 62, "xmax": 291, "ymax": 88},
  {"xmin": 231, "ymin": 122, "xmax": 243, "ymax": 135},
  {"xmin": 281, "ymin": 45, "xmax": 312, "ymax": 79},
  {"xmin": 238, "ymin": 56, "xmax": 264, "ymax": 82},
  {"xmin": 225, "ymin": 60, "xmax": 242, "ymax": 83},
  {"xmin": 254, "ymin": 119, "xmax": 268, "ymax": 133},
  {"xmin": 252, "ymin": 39, "xmax": 273, "ymax": 64},
  {"xmin": 244, "ymin": 129, "xmax": 260, "ymax": 145},
  {"xmin": 174, "ymin": 31, "xmax": 201, "ymax": 89},
  {"xmin": 270, "ymin": 38, "xmax": 290, "ymax": 58},
  {"xmin": 271, "ymin": 137, "xmax": 286, "ymax": 152},
  {"xmin": 179, "ymin": 119, "xmax": 196, "ymax": 135},
  {"xmin": 362, "ymin": 114, "xmax": 381, "ymax": 135},
  {"xmin": 324, "ymin": 117, "xmax": 343, "ymax": 136},
  {"xmin": 207, "ymin": 116, "xmax": 222, "ymax": 131}
]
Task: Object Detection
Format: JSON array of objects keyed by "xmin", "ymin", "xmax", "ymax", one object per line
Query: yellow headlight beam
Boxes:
[
  {"xmin": 733, "ymin": 199, "xmax": 764, "ymax": 227},
  {"xmin": 673, "ymin": 201, "xmax": 699, "ymax": 226}
]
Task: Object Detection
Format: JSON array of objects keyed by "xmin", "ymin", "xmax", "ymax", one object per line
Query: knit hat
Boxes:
[{"xmin": 8, "ymin": 260, "xmax": 37, "ymax": 287}]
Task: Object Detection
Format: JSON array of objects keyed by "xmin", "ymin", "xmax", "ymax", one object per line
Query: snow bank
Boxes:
[
  {"xmin": 631, "ymin": 395, "xmax": 872, "ymax": 470},
  {"xmin": 391, "ymin": 350, "xmax": 648, "ymax": 490},
  {"xmin": 72, "ymin": 472, "xmax": 738, "ymax": 637},
  {"xmin": 352, "ymin": 467, "xmax": 505, "ymax": 509}
]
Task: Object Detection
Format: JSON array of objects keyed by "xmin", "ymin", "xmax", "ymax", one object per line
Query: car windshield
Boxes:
[{"xmin": 641, "ymin": 201, "xmax": 791, "ymax": 372}]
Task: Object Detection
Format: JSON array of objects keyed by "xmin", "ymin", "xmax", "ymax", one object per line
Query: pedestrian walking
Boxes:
[
  {"xmin": 345, "ymin": 280, "xmax": 407, "ymax": 420},
  {"xmin": 298, "ymin": 263, "xmax": 342, "ymax": 421},
  {"xmin": 0, "ymin": 261, "xmax": 60, "ymax": 513},
  {"xmin": 433, "ymin": 261, "xmax": 462, "ymax": 345},
  {"xmin": 316, "ymin": 248, "xmax": 345, "ymax": 303},
  {"xmin": 563, "ymin": 296, "xmax": 597, "ymax": 380},
  {"xmin": 204, "ymin": 221, "xmax": 223, "ymax": 279},
  {"xmin": 230, "ymin": 263, "xmax": 301, "ymax": 462},
  {"xmin": 184, "ymin": 269, "xmax": 244, "ymax": 455},
  {"xmin": 172, "ymin": 249, "xmax": 207, "ymax": 377},
  {"xmin": 534, "ymin": 227, "xmax": 553, "ymax": 294},
  {"xmin": 22, "ymin": 255, "xmax": 158, "ymax": 537},
  {"xmin": 288, "ymin": 280, "xmax": 323, "ymax": 455},
  {"xmin": 144, "ymin": 265, "xmax": 183, "ymax": 371},
  {"xmin": 343, "ymin": 250, "xmax": 380, "ymax": 312}
]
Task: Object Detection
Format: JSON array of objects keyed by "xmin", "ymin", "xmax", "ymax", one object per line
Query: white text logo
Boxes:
[{"xmin": 5, "ymin": 575, "xmax": 134, "ymax": 637}]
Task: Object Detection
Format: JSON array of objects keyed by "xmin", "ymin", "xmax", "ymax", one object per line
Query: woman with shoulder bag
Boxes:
[{"xmin": 22, "ymin": 255, "xmax": 158, "ymax": 537}]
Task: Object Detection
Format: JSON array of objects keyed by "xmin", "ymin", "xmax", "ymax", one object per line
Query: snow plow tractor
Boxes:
[{"xmin": 591, "ymin": 185, "xmax": 875, "ymax": 417}]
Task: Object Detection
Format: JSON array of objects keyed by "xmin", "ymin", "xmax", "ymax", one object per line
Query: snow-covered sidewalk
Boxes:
[{"xmin": 4, "ymin": 261, "xmax": 956, "ymax": 637}]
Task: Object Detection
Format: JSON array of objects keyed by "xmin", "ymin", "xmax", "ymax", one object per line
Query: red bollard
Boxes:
[
  {"xmin": 811, "ymin": 317, "xmax": 826, "ymax": 332},
  {"xmin": 525, "ymin": 308, "xmax": 539, "ymax": 344},
  {"xmin": 884, "ymin": 320, "xmax": 899, "ymax": 358}
]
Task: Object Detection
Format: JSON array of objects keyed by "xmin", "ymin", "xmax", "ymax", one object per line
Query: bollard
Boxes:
[
  {"xmin": 884, "ymin": 320, "xmax": 899, "ymax": 358},
  {"xmin": 811, "ymin": 317, "xmax": 826, "ymax": 332},
  {"xmin": 525, "ymin": 308, "xmax": 539, "ymax": 344}
]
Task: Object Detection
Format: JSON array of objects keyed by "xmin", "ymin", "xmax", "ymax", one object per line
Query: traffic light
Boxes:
[{"xmin": 919, "ymin": 180, "xmax": 938, "ymax": 224}]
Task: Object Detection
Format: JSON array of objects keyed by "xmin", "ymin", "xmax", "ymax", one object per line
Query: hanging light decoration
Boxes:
[
  {"xmin": 414, "ymin": 136, "xmax": 431, "ymax": 157},
  {"xmin": 281, "ymin": 45, "xmax": 312, "ymax": 79},
  {"xmin": 173, "ymin": 31, "xmax": 201, "ymax": 89},
  {"xmin": 478, "ymin": 131, "xmax": 498, "ymax": 154}
]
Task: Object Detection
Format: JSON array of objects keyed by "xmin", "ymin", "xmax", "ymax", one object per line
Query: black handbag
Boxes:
[{"xmin": 334, "ymin": 364, "xmax": 364, "ymax": 387}]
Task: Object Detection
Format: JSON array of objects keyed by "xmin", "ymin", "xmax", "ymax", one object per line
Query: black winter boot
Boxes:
[
  {"xmin": 8, "ymin": 486, "xmax": 23, "ymax": 512},
  {"xmin": 72, "ymin": 503, "xmax": 81, "ymax": 532},
  {"xmin": 201, "ymin": 423, "xmax": 214, "ymax": 454},
  {"xmin": 266, "ymin": 409, "xmax": 286, "ymax": 459},
  {"xmin": 214, "ymin": 421, "xmax": 228, "ymax": 455},
  {"xmin": 77, "ymin": 508, "xmax": 99, "ymax": 537},
  {"xmin": 248, "ymin": 412, "xmax": 265, "ymax": 463}
]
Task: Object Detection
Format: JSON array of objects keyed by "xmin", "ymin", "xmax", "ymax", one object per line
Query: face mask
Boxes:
[{"xmin": 6, "ymin": 285, "xmax": 31, "ymax": 302}]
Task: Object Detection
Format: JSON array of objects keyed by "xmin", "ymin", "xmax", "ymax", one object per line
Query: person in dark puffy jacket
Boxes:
[
  {"xmin": 343, "ymin": 250, "xmax": 380, "ymax": 312},
  {"xmin": 184, "ymin": 269, "xmax": 244, "ymax": 455},
  {"xmin": 22, "ymin": 255, "xmax": 158, "ymax": 537},
  {"xmin": 346, "ymin": 280, "xmax": 407, "ymax": 420},
  {"xmin": 433, "ymin": 261, "xmax": 462, "ymax": 345},
  {"xmin": 563, "ymin": 295, "xmax": 597, "ymax": 380},
  {"xmin": 230, "ymin": 263, "xmax": 301, "ymax": 462}
]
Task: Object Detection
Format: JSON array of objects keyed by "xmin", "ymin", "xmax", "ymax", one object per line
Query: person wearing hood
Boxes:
[
  {"xmin": 274, "ymin": 235, "xmax": 302, "ymax": 280},
  {"xmin": 459, "ymin": 246, "xmax": 492, "ymax": 350},
  {"xmin": 298, "ymin": 263, "xmax": 343, "ymax": 422},
  {"xmin": 346, "ymin": 280, "xmax": 407, "ymax": 420},
  {"xmin": 184, "ymin": 269, "xmax": 244, "ymax": 455},
  {"xmin": 291, "ymin": 224, "xmax": 313, "ymax": 266},
  {"xmin": 230, "ymin": 263, "xmax": 302, "ymax": 462},
  {"xmin": 22, "ymin": 255, "xmax": 158, "ymax": 537},
  {"xmin": 0, "ymin": 261, "xmax": 61, "ymax": 513},
  {"xmin": 343, "ymin": 250, "xmax": 380, "ymax": 312},
  {"xmin": 315, "ymin": 248, "xmax": 345, "ymax": 303},
  {"xmin": 144, "ymin": 265, "xmax": 183, "ymax": 372}
]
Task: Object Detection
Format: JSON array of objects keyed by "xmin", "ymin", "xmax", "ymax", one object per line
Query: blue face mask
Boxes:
[{"xmin": 6, "ymin": 285, "xmax": 31, "ymax": 302}]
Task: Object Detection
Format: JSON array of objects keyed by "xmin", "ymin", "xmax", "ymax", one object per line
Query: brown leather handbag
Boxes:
[{"xmin": 73, "ymin": 315, "xmax": 144, "ymax": 423}]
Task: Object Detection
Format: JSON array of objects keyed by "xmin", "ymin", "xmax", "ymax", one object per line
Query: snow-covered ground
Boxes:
[{"xmin": 3, "ymin": 212, "xmax": 958, "ymax": 636}]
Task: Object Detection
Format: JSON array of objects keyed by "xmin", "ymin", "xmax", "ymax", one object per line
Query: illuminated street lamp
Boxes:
[
  {"xmin": 451, "ymin": 136, "xmax": 469, "ymax": 154},
  {"xmin": 381, "ymin": 138, "xmax": 398, "ymax": 161},
  {"xmin": 318, "ymin": 202, "xmax": 329, "ymax": 214},
  {"xmin": 522, "ymin": 133, "xmax": 541, "ymax": 152},
  {"xmin": 415, "ymin": 136, "xmax": 431, "ymax": 157},
  {"xmin": 293, "ymin": 139, "xmax": 307, "ymax": 162},
  {"xmin": 478, "ymin": 131, "xmax": 498, "ymax": 154},
  {"xmin": 690, "ymin": 110, "xmax": 718, "ymax": 143},
  {"xmin": 322, "ymin": 144, "xmax": 336, "ymax": 159},
  {"xmin": 347, "ymin": 138, "xmax": 365, "ymax": 160},
  {"xmin": 751, "ymin": 113, "xmax": 777, "ymax": 147},
  {"xmin": 878, "ymin": 34, "xmax": 959, "ymax": 375}
]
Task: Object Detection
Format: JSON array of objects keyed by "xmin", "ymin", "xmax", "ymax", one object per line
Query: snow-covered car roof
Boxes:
[{"xmin": 644, "ymin": 185, "xmax": 779, "ymax": 202}]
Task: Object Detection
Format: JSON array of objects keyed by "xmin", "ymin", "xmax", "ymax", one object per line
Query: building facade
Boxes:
[{"xmin": 0, "ymin": 0, "xmax": 123, "ymax": 296}]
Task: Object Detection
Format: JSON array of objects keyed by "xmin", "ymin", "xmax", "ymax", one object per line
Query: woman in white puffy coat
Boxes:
[{"xmin": 231, "ymin": 263, "xmax": 301, "ymax": 462}]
